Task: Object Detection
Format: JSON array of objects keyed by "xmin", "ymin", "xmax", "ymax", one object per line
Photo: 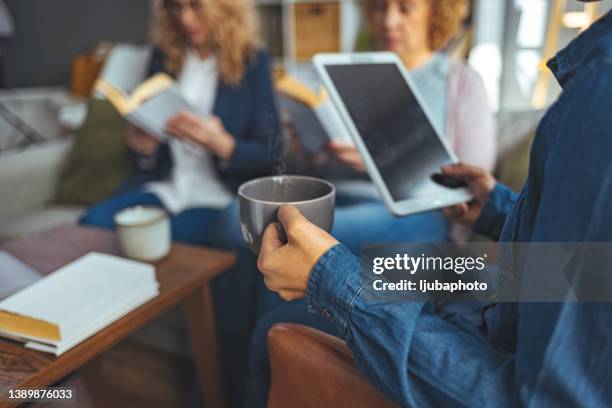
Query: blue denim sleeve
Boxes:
[
  {"xmin": 306, "ymin": 244, "xmax": 516, "ymax": 407},
  {"xmin": 474, "ymin": 183, "xmax": 518, "ymax": 241}
]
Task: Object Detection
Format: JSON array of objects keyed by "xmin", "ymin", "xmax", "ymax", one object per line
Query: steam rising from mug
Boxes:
[{"xmin": 238, "ymin": 175, "xmax": 336, "ymax": 254}]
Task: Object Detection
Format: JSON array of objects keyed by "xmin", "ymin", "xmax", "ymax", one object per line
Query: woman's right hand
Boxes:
[
  {"xmin": 127, "ymin": 126, "xmax": 160, "ymax": 156},
  {"xmin": 441, "ymin": 163, "xmax": 497, "ymax": 226},
  {"xmin": 327, "ymin": 142, "xmax": 366, "ymax": 173}
]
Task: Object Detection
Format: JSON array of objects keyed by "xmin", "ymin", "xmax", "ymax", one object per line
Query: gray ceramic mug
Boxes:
[{"xmin": 238, "ymin": 175, "xmax": 336, "ymax": 254}]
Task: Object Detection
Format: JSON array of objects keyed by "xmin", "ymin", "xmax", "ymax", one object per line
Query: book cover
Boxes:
[
  {"xmin": 0, "ymin": 252, "xmax": 159, "ymax": 355},
  {"xmin": 95, "ymin": 73, "xmax": 195, "ymax": 141},
  {"xmin": 276, "ymin": 75, "xmax": 353, "ymax": 153}
]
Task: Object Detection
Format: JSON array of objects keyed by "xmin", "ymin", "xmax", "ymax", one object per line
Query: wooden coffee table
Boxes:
[{"xmin": 0, "ymin": 225, "xmax": 235, "ymax": 408}]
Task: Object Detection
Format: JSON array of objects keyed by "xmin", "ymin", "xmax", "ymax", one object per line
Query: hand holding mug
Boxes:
[
  {"xmin": 238, "ymin": 175, "xmax": 335, "ymax": 254},
  {"xmin": 441, "ymin": 163, "xmax": 496, "ymax": 226},
  {"xmin": 258, "ymin": 205, "xmax": 338, "ymax": 301}
]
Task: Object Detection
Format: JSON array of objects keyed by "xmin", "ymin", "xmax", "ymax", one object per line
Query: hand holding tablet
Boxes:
[
  {"xmin": 440, "ymin": 163, "xmax": 497, "ymax": 226},
  {"xmin": 314, "ymin": 52, "xmax": 473, "ymax": 216},
  {"xmin": 430, "ymin": 173, "xmax": 468, "ymax": 189}
]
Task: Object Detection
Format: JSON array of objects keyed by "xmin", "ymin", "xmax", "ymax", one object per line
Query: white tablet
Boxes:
[{"xmin": 313, "ymin": 52, "xmax": 472, "ymax": 216}]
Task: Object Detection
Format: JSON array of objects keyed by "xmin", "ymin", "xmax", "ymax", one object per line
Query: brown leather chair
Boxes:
[{"xmin": 267, "ymin": 323, "xmax": 399, "ymax": 408}]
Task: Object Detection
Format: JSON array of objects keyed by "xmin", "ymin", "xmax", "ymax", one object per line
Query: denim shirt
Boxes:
[{"xmin": 306, "ymin": 11, "xmax": 612, "ymax": 408}]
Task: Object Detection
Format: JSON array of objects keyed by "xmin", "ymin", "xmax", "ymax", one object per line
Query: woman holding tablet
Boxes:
[
  {"xmin": 244, "ymin": 0, "xmax": 494, "ymax": 406},
  {"xmin": 322, "ymin": 0, "xmax": 495, "ymax": 251}
]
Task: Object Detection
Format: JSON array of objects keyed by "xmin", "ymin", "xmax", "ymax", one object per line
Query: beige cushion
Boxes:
[
  {"xmin": 0, "ymin": 205, "xmax": 84, "ymax": 242},
  {"xmin": 0, "ymin": 139, "xmax": 73, "ymax": 219}
]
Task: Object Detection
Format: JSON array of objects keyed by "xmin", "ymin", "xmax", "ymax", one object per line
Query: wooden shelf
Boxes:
[{"xmin": 256, "ymin": 0, "xmax": 362, "ymax": 69}]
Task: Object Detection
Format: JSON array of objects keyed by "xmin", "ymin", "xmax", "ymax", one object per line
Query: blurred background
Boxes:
[
  {"xmin": 2, "ymin": 1, "xmax": 611, "ymax": 102},
  {"xmin": 1, "ymin": 0, "xmax": 611, "ymax": 242},
  {"xmin": 0, "ymin": 1, "xmax": 610, "ymax": 405}
]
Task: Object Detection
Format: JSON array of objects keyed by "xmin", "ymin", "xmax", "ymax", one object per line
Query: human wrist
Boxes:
[
  {"xmin": 305, "ymin": 244, "xmax": 363, "ymax": 335},
  {"xmin": 474, "ymin": 182, "xmax": 517, "ymax": 239},
  {"xmin": 211, "ymin": 131, "xmax": 236, "ymax": 160}
]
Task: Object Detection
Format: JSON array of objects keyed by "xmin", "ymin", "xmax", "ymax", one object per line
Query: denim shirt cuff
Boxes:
[
  {"xmin": 306, "ymin": 244, "xmax": 364, "ymax": 336},
  {"xmin": 474, "ymin": 182, "xmax": 517, "ymax": 240}
]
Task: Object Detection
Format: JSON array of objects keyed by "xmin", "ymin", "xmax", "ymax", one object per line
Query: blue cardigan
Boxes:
[{"xmin": 127, "ymin": 48, "xmax": 281, "ymax": 192}]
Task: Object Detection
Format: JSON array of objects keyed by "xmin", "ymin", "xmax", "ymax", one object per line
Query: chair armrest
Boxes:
[{"xmin": 267, "ymin": 323, "xmax": 398, "ymax": 408}]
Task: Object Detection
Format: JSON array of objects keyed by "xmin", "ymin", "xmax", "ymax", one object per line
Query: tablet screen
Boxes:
[{"xmin": 325, "ymin": 63, "xmax": 454, "ymax": 202}]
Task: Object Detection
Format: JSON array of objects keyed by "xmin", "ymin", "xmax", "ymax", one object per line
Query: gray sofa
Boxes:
[
  {"xmin": 0, "ymin": 88, "xmax": 85, "ymax": 242},
  {"xmin": 0, "ymin": 138, "xmax": 84, "ymax": 242},
  {"xmin": 0, "ymin": 105, "xmax": 545, "ymax": 242}
]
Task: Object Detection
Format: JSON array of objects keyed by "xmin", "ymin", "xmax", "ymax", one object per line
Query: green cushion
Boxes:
[{"xmin": 54, "ymin": 99, "xmax": 131, "ymax": 205}]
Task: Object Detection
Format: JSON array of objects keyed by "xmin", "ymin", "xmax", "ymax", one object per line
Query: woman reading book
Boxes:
[
  {"xmin": 80, "ymin": 0, "xmax": 280, "ymax": 406},
  {"xmin": 81, "ymin": 0, "xmax": 280, "ymax": 241}
]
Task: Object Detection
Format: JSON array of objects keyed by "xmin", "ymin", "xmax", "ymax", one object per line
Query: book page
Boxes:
[
  {"xmin": 94, "ymin": 73, "xmax": 174, "ymax": 116},
  {"xmin": 276, "ymin": 76, "xmax": 326, "ymax": 108},
  {"xmin": 130, "ymin": 74, "xmax": 174, "ymax": 107},
  {"xmin": 99, "ymin": 45, "xmax": 152, "ymax": 94},
  {"xmin": 315, "ymin": 99, "xmax": 354, "ymax": 145},
  {"xmin": 280, "ymin": 95, "xmax": 330, "ymax": 153},
  {"xmin": 127, "ymin": 86, "xmax": 193, "ymax": 141},
  {"xmin": 94, "ymin": 80, "xmax": 131, "ymax": 114}
]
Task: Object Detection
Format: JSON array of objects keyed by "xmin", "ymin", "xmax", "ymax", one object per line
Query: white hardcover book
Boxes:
[
  {"xmin": 0, "ymin": 252, "xmax": 159, "ymax": 351},
  {"xmin": 24, "ymin": 282, "xmax": 159, "ymax": 356}
]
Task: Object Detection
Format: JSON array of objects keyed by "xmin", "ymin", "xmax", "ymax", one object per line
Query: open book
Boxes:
[
  {"xmin": 0, "ymin": 252, "xmax": 159, "ymax": 356},
  {"xmin": 95, "ymin": 73, "xmax": 194, "ymax": 141},
  {"xmin": 97, "ymin": 44, "xmax": 153, "ymax": 94},
  {"xmin": 276, "ymin": 76, "xmax": 353, "ymax": 153}
]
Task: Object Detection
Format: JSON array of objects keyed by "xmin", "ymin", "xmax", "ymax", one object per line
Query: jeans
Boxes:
[
  {"xmin": 204, "ymin": 200, "xmax": 286, "ymax": 408},
  {"xmin": 332, "ymin": 195, "xmax": 449, "ymax": 255},
  {"xmin": 79, "ymin": 189, "xmax": 220, "ymax": 246}
]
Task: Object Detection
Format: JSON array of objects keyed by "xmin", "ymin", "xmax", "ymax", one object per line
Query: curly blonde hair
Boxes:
[
  {"xmin": 152, "ymin": 0, "xmax": 260, "ymax": 85},
  {"xmin": 428, "ymin": 0, "xmax": 470, "ymax": 50},
  {"xmin": 364, "ymin": 0, "xmax": 470, "ymax": 51}
]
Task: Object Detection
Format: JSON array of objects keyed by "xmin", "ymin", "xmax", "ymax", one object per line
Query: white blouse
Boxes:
[{"xmin": 147, "ymin": 51, "xmax": 234, "ymax": 214}]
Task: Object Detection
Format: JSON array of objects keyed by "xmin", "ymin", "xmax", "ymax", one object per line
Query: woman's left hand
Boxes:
[
  {"xmin": 166, "ymin": 111, "xmax": 236, "ymax": 160},
  {"xmin": 327, "ymin": 142, "xmax": 366, "ymax": 173}
]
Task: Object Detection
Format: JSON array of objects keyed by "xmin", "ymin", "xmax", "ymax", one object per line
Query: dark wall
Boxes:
[{"xmin": 2, "ymin": 0, "xmax": 152, "ymax": 88}]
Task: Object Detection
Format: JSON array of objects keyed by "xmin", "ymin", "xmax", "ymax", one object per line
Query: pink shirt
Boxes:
[
  {"xmin": 447, "ymin": 62, "xmax": 496, "ymax": 172},
  {"xmin": 447, "ymin": 62, "xmax": 496, "ymax": 240}
]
